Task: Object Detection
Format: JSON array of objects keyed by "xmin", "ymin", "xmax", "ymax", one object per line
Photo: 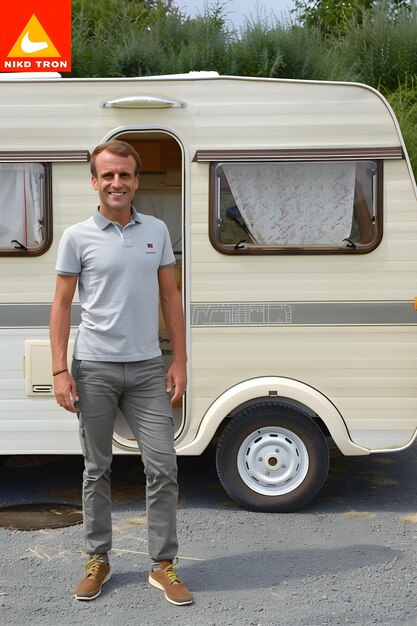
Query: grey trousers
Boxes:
[{"xmin": 71, "ymin": 356, "xmax": 178, "ymax": 562}]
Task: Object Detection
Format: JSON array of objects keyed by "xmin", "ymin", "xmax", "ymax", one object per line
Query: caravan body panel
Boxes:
[{"xmin": 0, "ymin": 75, "xmax": 416, "ymax": 457}]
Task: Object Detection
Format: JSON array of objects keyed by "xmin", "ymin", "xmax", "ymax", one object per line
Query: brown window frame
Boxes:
[
  {"xmin": 0, "ymin": 150, "xmax": 89, "ymax": 257},
  {"xmin": 206, "ymin": 152, "xmax": 388, "ymax": 256}
]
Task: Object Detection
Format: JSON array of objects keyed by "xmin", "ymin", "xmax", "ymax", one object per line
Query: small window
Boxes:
[
  {"xmin": 0, "ymin": 162, "xmax": 51, "ymax": 255},
  {"xmin": 210, "ymin": 160, "xmax": 381, "ymax": 254}
]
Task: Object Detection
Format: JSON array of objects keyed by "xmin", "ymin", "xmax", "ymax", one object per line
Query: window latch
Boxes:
[
  {"xmin": 11, "ymin": 240, "xmax": 28, "ymax": 250},
  {"xmin": 343, "ymin": 238, "xmax": 356, "ymax": 249}
]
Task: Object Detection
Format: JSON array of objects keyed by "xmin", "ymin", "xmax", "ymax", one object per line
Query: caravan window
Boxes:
[
  {"xmin": 0, "ymin": 163, "xmax": 51, "ymax": 256},
  {"xmin": 210, "ymin": 160, "xmax": 381, "ymax": 254}
]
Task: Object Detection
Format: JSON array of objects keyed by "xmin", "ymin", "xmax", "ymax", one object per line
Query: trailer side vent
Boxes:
[{"xmin": 32, "ymin": 385, "xmax": 53, "ymax": 393}]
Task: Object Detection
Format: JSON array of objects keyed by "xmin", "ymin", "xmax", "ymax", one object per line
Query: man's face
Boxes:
[{"xmin": 91, "ymin": 150, "xmax": 139, "ymax": 216}]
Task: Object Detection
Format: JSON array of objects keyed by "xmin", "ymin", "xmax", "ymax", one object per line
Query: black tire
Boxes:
[{"xmin": 215, "ymin": 402, "xmax": 329, "ymax": 512}]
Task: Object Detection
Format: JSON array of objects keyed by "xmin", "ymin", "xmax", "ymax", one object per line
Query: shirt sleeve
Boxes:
[
  {"xmin": 55, "ymin": 228, "xmax": 81, "ymax": 275},
  {"xmin": 159, "ymin": 221, "xmax": 176, "ymax": 269}
]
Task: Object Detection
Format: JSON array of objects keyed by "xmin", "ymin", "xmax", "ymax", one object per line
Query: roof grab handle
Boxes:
[{"xmin": 101, "ymin": 95, "xmax": 186, "ymax": 109}]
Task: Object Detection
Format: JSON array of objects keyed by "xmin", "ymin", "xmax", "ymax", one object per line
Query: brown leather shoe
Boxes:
[
  {"xmin": 149, "ymin": 558, "xmax": 193, "ymax": 605},
  {"xmin": 74, "ymin": 555, "xmax": 111, "ymax": 601}
]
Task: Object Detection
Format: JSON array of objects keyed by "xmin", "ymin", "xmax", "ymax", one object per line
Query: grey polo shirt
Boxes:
[{"xmin": 56, "ymin": 208, "xmax": 176, "ymax": 362}]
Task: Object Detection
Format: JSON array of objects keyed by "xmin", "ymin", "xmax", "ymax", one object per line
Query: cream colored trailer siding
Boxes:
[
  {"xmin": 0, "ymin": 76, "xmax": 403, "ymax": 157},
  {"xmin": 188, "ymin": 156, "xmax": 417, "ymax": 450},
  {"xmin": 0, "ymin": 327, "xmax": 80, "ymax": 454},
  {"xmin": 0, "ymin": 75, "xmax": 416, "ymax": 455},
  {"xmin": 0, "ymin": 77, "xmax": 400, "ymax": 150},
  {"xmin": 189, "ymin": 326, "xmax": 417, "ymax": 451}
]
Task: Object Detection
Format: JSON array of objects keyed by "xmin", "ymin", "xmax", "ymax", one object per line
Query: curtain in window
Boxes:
[
  {"xmin": 0, "ymin": 164, "xmax": 44, "ymax": 249},
  {"xmin": 222, "ymin": 162, "xmax": 356, "ymax": 245}
]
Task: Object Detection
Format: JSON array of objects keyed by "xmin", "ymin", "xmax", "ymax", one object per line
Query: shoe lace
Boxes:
[
  {"xmin": 163, "ymin": 557, "xmax": 182, "ymax": 585},
  {"xmin": 84, "ymin": 555, "xmax": 103, "ymax": 578}
]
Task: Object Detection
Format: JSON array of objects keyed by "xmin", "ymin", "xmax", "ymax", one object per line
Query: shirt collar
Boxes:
[{"xmin": 93, "ymin": 206, "xmax": 142, "ymax": 230}]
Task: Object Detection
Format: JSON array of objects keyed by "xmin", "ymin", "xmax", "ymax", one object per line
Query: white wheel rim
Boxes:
[{"xmin": 237, "ymin": 426, "xmax": 310, "ymax": 496}]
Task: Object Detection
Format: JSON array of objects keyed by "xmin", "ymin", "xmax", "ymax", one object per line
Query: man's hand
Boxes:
[
  {"xmin": 54, "ymin": 370, "xmax": 79, "ymax": 413},
  {"xmin": 166, "ymin": 360, "xmax": 187, "ymax": 405}
]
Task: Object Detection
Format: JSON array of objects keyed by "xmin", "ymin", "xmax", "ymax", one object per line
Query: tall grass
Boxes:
[
  {"xmin": 328, "ymin": 5, "xmax": 417, "ymax": 89},
  {"xmin": 229, "ymin": 20, "xmax": 336, "ymax": 80},
  {"xmin": 71, "ymin": 2, "xmax": 417, "ymax": 85},
  {"xmin": 70, "ymin": 3, "xmax": 237, "ymax": 77},
  {"xmin": 385, "ymin": 80, "xmax": 417, "ymax": 176}
]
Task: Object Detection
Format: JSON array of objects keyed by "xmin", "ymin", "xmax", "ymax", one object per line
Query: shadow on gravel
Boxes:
[
  {"xmin": 104, "ymin": 545, "xmax": 402, "ymax": 593},
  {"xmin": 183, "ymin": 545, "xmax": 402, "ymax": 592}
]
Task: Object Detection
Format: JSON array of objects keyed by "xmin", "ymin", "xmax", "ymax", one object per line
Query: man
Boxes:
[{"xmin": 49, "ymin": 140, "xmax": 192, "ymax": 606}]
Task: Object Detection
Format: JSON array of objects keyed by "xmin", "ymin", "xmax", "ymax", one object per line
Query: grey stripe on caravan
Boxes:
[
  {"xmin": 190, "ymin": 302, "xmax": 417, "ymax": 326},
  {"xmin": 0, "ymin": 304, "xmax": 82, "ymax": 327},
  {"xmin": 1, "ymin": 301, "xmax": 417, "ymax": 327}
]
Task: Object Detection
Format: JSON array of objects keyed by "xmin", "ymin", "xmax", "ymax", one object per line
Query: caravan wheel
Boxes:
[{"xmin": 215, "ymin": 402, "xmax": 329, "ymax": 512}]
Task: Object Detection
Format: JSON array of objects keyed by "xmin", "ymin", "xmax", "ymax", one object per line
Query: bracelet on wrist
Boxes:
[{"xmin": 53, "ymin": 368, "xmax": 68, "ymax": 377}]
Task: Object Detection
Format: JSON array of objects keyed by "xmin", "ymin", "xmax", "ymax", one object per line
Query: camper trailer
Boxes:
[{"xmin": 1, "ymin": 72, "xmax": 417, "ymax": 512}]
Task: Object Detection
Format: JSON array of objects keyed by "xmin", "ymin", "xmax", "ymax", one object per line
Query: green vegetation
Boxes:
[
  {"xmin": 69, "ymin": 0, "xmax": 417, "ymax": 173},
  {"xmin": 292, "ymin": 0, "xmax": 412, "ymax": 34}
]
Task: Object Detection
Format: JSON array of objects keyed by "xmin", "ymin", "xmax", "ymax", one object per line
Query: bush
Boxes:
[
  {"xmin": 231, "ymin": 22, "xmax": 335, "ymax": 80},
  {"xmin": 328, "ymin": 4, "xmax": 417, "ymax": 89},
  {"xmin": 385, "ymin": 81, "xmax": 417, "ymax": 177}
]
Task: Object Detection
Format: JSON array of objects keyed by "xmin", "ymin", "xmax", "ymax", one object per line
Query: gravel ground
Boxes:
[{"xmin": 0, "ymin": 442, "xmax": 416, "ymax": 626}]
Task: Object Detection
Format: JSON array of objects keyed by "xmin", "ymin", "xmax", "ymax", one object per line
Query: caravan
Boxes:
[{"xmin": 1, "ymin": 72, "xmax": 417, "ymax": 511}]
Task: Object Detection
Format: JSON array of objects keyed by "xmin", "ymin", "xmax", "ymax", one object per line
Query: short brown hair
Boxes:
[{"xmin": 90, "ymin": 140, "xmax": 142, "ymax": 178}]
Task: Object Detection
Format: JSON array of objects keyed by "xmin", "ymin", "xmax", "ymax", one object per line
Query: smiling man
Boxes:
[
  {"xmin": 90, "ymin": 145, "xmax": 140, "ymax": 221},
  {"xmin": 49, "ymin": 140, "xmax": 192, "ymax": 605}
]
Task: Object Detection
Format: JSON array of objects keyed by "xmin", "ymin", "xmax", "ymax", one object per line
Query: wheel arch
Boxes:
[{"xmin": 178, "ymin": 376, "xmax": 370, "ymax": 456}]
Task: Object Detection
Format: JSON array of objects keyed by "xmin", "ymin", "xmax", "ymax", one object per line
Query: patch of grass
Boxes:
[{"xmin": 340, "ymin": 510, "xmax": 375, "ymax": 518}]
